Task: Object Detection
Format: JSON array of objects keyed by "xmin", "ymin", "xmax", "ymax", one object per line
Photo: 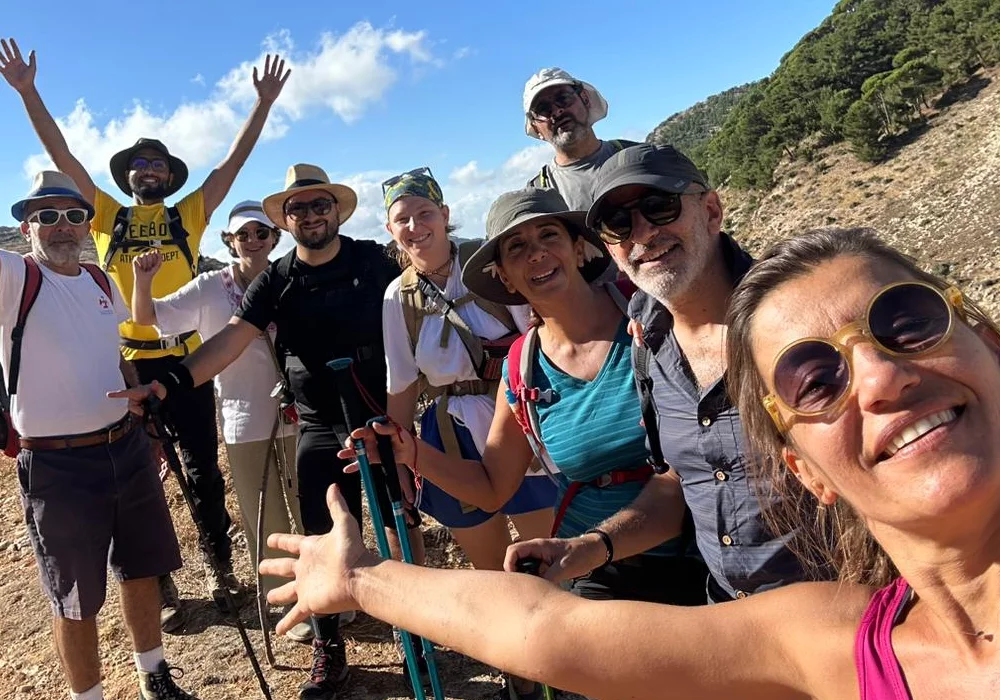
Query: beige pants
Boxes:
[{"xmin": 224, "ymin": 434, "xmax": 301, "ymax": 595}]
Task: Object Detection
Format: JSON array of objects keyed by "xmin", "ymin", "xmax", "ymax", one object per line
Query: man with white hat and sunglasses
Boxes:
[
  {"xmin": 523, "ymin": 67, "xmax": 640, "ymax": 211},
  {"xmin": 1, "ymin": 171, "xmax": 196, "ymax": 700},
  {"xmin": 114, "ymin": 164, "xmax": 409, "ymax": 700}
]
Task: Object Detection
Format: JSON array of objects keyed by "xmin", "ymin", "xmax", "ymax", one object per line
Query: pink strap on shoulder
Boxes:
[{"xmin": 855, "ymin": 578, "xmax": 912, "ymax": 700}]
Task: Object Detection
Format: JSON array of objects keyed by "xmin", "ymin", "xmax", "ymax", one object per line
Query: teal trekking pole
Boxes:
[
  {"xmin": 513, "ymin": 558, "xmax": 556, "ymax": 700},
  {"xmin": 328, "ymin": 358, "xmax": 432, "ymax": 700},
  {"xmin": 368, "ymin": 415, "xmax": 446, "ymax": 700}
]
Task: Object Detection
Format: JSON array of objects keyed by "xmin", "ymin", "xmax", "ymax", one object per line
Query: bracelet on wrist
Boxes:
[{"xmin": 583, "ymin": 527, "xmax": 614, "ymax": 568}]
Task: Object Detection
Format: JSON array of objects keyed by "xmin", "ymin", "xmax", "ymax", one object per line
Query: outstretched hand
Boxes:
[
  {"xmin": 261, "ymin": 485, "xmax": 380, "ymax": 635},
  {"xmin": 0, "ymin": 38, "xmax": 36, "ymax": 94},
  {"xmin": 108, "ymin": 381, "xmax": 167, "ymax": 417},
  {"xmin": 253, "ymin": 54, "xmax": 290, "ymax": 104}
]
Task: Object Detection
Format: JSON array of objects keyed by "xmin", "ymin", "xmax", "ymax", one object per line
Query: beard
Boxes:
[
  {"xmin": 131, "ymin": 180, "xmax": 168, "ymax": 200},
  {"xmin": 291, "ymin": 218, "xmax": 340, "ymax": 250},
  {"xmin": 33, "ymin": 235, "xmax": 82, "ymax": 267},
  {"xmin": 622, "ymin": 233, "xmax": 713, "ymax": 306},
  {"xmin": 549, "ymin": 116, "xmax": 587, "ymax": 148}
]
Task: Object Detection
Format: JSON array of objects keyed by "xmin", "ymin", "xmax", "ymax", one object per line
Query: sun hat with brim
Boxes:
[
  {"xmin": 523, "ymin": 67, "xmax": 609, "ymax": 140},
  {"xmin": 586, "ymin": 144, "xmax": 710, "ymax": 229},
  {"xmin": 462, "ymin": 188, "xmax": 610, "ymax": 306},
  {"xmin": 109, "ymin": 137, "xmax": 188, "ymax": 198},
  {"xmin": 11, "ymin": 170, "xmax": 95, "ymax": 222},
  {"xmin": 261, "ymin": 163, "xmax": 358, "ymax": 229},
  {"xmin": 225, "ymin": 200, "xmax": 273, "ymax": 233}
]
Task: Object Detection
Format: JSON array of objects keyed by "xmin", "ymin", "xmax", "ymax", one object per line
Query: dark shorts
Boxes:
[
  {"xmin": 17, "ymin": 423, "xmax": 182, "ymax": 620},
  {"xmin": 569, "ymin": 553, "xmax": 708, "ymax": 606},
  {"xmin": 418, "ymin": 406, "xmax": 558, "ymax": 529}
]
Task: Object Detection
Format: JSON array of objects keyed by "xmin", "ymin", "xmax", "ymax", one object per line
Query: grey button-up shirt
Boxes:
[{"xmin": 629, "ymin": 234, "xmax": 807, "ymax": 600}]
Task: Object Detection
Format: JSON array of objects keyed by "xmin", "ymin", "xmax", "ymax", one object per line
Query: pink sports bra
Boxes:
[{"xmin": 855, "ymin": 577, "xmax": 913, "ymax": 699}]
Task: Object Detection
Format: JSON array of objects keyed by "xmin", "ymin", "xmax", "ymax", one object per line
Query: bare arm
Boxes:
[
  {"xmin": 130, "ymin": 250, "xmax": 162, "ymax": 326},
  {"xmin": 183, "ymin": 316, "xmax": 259, "ymax": 386},
  {"xmin": 119, "ymin": 356, "xmax": 139, "ymax": 388},
  {"xmin": 264, "ymin": 486, "xmax": 841, "ymax": 700},
  {"xmin": 386, "ymin": 382, "xmax": 420, "ymax": 430},
  {"xmin": 0, "ymin": 39, "xmax": 96, "ymax": 203},
  {"xmin": 201, "ymin": 55, "xmax": 290, "ymax": 218}
]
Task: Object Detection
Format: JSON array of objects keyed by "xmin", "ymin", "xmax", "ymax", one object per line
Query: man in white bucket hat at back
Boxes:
[{"xmin": 523, "ymin": 67, "xmax": 640, "ymax": 211}]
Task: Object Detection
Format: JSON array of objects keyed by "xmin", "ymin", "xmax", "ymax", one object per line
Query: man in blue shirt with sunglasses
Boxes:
[{"xmin": 510, "ymin": 144, "xmax": 811, "ymax": 603}]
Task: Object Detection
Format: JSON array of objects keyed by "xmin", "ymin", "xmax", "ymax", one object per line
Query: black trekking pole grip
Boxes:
[
  {"xmin": 367, "ymin": 417, "xmax": 404, "ymax": 503},
  {"xmin": 143, "ymin": 395, "xmax": 274, "ymax": 700},
  {"xmin": 513, "ymin": 557, "xmax": 543, "ymax": 576},
  {"xmin": 328, "ymin": 358, "xmax": 367, "ymax": 434}
]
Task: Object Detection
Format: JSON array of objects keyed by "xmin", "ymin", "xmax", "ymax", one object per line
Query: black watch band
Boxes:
[{"xmin": 584, "ymin": 527, "xmax": 614, "ymax": 567}]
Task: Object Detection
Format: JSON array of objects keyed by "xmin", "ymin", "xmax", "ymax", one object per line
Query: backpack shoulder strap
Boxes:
[
  {"xmin": 165, "ymin": 205, "xmax": 197, "ymax": 277},
  {"xmin": 457, "ymin": 240, "xmax": 517, "ymax": 333},
  {"xmin": 605, "ymin": 280, "xmax": 632, "ymax": 315},
  {"xmin": 104, "ymin": 206, "xmax": 132, "ymax": 270},
  {"xmin": 80, "ymin": 263, "xmax": 114, "ymax": 300},
  {"xmin": 633, "ymin": 342, "xmax": 668, "ymax": 473},
  {"xmin": 608, "ymin": 139, "xmax": 641, "ymax": 152},
  {"xmin": 505, "ymin": 327, "xmax": 559, "ymax": 479},
  {"xmin": 398, "ymin": 265, "xmax": 426, "ymax": 354},
  {"xmin": 7, "ymin": 256, "xmax": 44, "ymax": 397}
]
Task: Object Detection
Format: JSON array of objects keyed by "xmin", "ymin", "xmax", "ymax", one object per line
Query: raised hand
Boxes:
[
  {"xmin": 252, "ymin": 53, "xmax": 290, "ymax": 104},
  {"xmin": 262, "ymin": 485, "xmax": 379, "ymax": 635},
  {"xmin": 0, "ymin": 38, "xmax": 36, "ymax": 94},
  {"xmin": 132, "ymin": 249, "xmax": 163, "ymax": 281}
]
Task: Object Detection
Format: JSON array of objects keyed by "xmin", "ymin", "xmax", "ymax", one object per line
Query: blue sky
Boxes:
[{"xmin": 1, "ymin": 0, "xmax": 836, "ymax": 258}]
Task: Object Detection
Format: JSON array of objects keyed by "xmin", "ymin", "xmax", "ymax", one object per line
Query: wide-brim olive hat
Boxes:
[
  {"xmin": 462, "ymin": 188, "xmax": 609, "ymax": 305},
  {"xmin": 109, "ymin": 137, "xmax": 188, "ymax": 198},
  {"xmin": 261, "ymin": 163, "xmax": 358, "ymax": 229}
]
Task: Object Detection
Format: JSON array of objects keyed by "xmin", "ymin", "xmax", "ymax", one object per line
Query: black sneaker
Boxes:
[
  {"xmin": 299, "ymin": 638, "xmax": 349, "ymax": 700},
  {"xmin": 204, "ymin": 558, "xmax": 249, "ymax": 612},
  {"xmin": 158, "ymin": 575, "xmax": 185, "ymax": 634},
  {"xmin": 137, "ymin": 660, "xmax": 198, "ymax": 699},
  {"xmin": 393, "ymin": 628, "xmax": 431, "ymax": 694}
]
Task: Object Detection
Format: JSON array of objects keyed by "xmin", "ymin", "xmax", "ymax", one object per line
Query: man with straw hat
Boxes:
[
  {"xmin": 113, "ymin": 163, "xmax": 408, "ymax": 700},
  {"xmin": 0, "ymin": 37, "xmax": 292, "ymax": 631}
]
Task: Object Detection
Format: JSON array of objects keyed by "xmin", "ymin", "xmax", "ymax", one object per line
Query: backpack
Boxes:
[
  {"xmin": 103, "ymin": 205, "xmax": 197, "ymax": 277},
  {"xmin": 398, "ymin": 240, "xmax": 518, "ymax": 391},
  {"xmin": 530, "ymin": 139, "xmax": 640, "ymax": 189},
  {"xmin": 0, "ymin": 256, "xmax": 114, "ymax": 456}
]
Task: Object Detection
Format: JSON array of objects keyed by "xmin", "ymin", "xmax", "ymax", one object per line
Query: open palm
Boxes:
[
  {"xmin": 253, "ymin": 53, "xmax": 291, "ymax": 104},
  {"xmin": 0, "ymin": 38, "xmax": 36, "ymax": 93}
]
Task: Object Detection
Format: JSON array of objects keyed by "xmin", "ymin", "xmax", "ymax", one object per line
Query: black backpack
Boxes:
[{"xmin": 103, "ymin": 205, "xmax": 197, "ymax": 276}]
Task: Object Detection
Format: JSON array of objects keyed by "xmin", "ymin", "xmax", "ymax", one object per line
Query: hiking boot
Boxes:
[
  {"xmin": 393, "ymin": 628, "xmax": 431, "ymax": 694},
  {"xmin": 137, "ymin": 660, "xmax": 198, "ymax": 699},
  {"xmin": 298, "ymin": 638, "xmax": 349, "ymax": 700},
  {"xmin": 283, "ymin": 605, "xmax": 315, "ymax": 644},
  {"xmin": 158, "ymin": 575, "xmax": 185, "ymax": 634},
  {"xmin": 204, "ymin": 558, "xmax": 248, "ymax": 612}
]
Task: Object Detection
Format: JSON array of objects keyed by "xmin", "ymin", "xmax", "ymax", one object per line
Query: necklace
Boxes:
[
  {"xmin": 233, "ymin": 264, "xmax": 254, "ymax": 291},
  {"xmin": 415, "ymin": 249, "xmax": 454, "ymax": 281}
]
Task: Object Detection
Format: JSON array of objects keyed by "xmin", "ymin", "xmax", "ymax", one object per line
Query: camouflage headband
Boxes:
[{"xmin": 382, "ymin": 167, "xmax": 445, "ymax": 211}]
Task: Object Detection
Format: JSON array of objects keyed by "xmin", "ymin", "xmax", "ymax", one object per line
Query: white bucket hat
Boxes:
[{"xmin": 522, "ymin": 67, "xmax": 609, "ymax": 139}]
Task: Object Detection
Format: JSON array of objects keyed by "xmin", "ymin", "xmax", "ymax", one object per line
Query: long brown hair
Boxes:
[{"xmin": 726, "ymin": 227, "xmax": 999, "ymax": 587}]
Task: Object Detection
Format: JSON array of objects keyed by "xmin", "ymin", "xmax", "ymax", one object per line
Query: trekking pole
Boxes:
[
  {"xmin": 144, "ymin": 395, "xmax": 273, "ymax": 700},
  {"xmin": 328, "ymin": 358, "xmax": 428, "ymax": 700},
  {"xmin": 368, "ymin": 416, "xmax": 446, "ymax": 700},
  {"xmin": 255, "ymin": 412, "xmax": 283, "ymax": 667},
  {"xmin": 513, "ymin": 558, "xmax": 556, "ymax": 700}
]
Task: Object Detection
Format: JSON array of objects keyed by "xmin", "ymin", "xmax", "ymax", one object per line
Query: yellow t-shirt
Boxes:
[{"xmin": 92, "ymin": 187, "xmax": 208, "ymax": 360}]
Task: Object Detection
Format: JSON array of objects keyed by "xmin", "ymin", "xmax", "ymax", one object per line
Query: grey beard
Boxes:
[
  {"xmin": 33, "ymin": 237, "xmax": 82, "ymax": 267},
  {"xmin": 549, "ymin": 120, "xmax": 587, "ymax": 149}
]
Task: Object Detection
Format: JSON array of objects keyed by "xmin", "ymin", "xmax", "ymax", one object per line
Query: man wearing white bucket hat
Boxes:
[{"xmin": 523, "ymin": 67, "xmax": 640, "ymax": 210}]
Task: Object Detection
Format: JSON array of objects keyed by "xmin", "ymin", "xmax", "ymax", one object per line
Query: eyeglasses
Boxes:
[
  {"xmin": 763, "ymin": 281, "xmax": 965, "ymax": 433},
  {"xmin": 228, "ymin": 226, "xmax": 274, "ymax": 242},
  {"xmin": 529, "ymin": 87, "xmax": 580, "ymax": 121},
  {"xmin": 381, "ymin": 167, "xmax": 434, "ymax": 196},
  {"xmin": 283, "ymin": 197, "xmax": 335, "ymax": 221},
  {"xmin": 129, "ymin": 157, "xmax": 168, "ymax": 172},
  {"xmin": 28, "ymin": 207, "xmax": 91, "ymax": 226},
  {"xmin": 593, "ymin": 191, "xmax": 705, "ymax": 244}
]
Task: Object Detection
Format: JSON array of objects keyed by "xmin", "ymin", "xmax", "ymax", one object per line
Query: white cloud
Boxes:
[
  {"xmin": 453, "ymin": 47, "xmax": 473, "ymax": 60},
  {"xmin": 23, "ymin": 22, "xmax": 436, "ymax": 182},
  {"xmin": 191, "ymin": 73, "xmax": 205, "ymax": 86}
]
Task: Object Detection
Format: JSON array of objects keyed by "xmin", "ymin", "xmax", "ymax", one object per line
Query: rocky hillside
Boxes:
[{"xmin": 722, "ymin": 66, "xmax": 1000, "ymax": 317}]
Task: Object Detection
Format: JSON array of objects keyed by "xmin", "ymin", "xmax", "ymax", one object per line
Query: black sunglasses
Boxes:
[
  {"xmin": 129, "ymin": 157, "xmax": 168, "ymax": 172},
  {"xmin": 594, "ymin": 191, "xmax": 706, "ymax": 244},
  {"xmin": 381, "ymin": 166, "xmax": 434, "ymax": 195},
  {"xmin": 229, "ymin": 226, "xmax": 274, "ymax": 242},
  {"xmin": 529, "ymin": 87, "xmax": 580, "ymax": 121},
  {"xmin": 284, "ymin": 197, "xmax": 335, "ymax": 221}
]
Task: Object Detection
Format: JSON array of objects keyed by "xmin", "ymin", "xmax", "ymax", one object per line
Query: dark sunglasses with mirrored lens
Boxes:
[
  {"xmin": 231, "ymin": 226, "xmax": 274, "ymax": 242},
  {"xmin": 284, "ymin": 197, "xmax": 334, "ymax": 221},
  {"xmin": 129, "ymin": 157, "xmax": 168, "ymax": 172},
  {"xmin": 381, "ymin": 166, "xmax": 434, "ymax": 196},
  {"xmin": 29, "ymin": 207, "xmax": 90, "ymax": 226},
  {"xmin": 529, "ymin": 88, "xmax": 580, "ymax": 121},
  {"xmin": 763, "ymin": 282, "xmax": 964, "ymax": 432},
  {"xmin": 594, "ymin": 191, "xmax": 704, "ymax": 244}
]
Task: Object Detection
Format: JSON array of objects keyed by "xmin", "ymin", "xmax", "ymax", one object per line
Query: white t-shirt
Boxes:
[
  {"xmin": 153, "ymin": 266, "xmax": 296, "ymax": 444},
  {"xmin": 383, "ymin": 255, "xmax": 531, "ymax": 454},
  {"xmin": 0, "ymin": 250, "xmax": 130, "ymax": 437}
]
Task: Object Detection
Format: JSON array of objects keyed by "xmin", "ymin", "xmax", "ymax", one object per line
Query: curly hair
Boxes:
[{"xmin": 725, "ymin": 227, "xmax": 999, "ymax": 588}]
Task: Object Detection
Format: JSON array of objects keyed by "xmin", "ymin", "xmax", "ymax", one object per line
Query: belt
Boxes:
[
  {"xmin": 550, "ymin": 464, "xmax": 655, "ymax": 538},
  {"xmin": 20, "ymin": 413, "xmax": 137, "ymax": 451},
  {"xmin": 121, "ymin": 330, "xmax": 197, "ymax": 351}
]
